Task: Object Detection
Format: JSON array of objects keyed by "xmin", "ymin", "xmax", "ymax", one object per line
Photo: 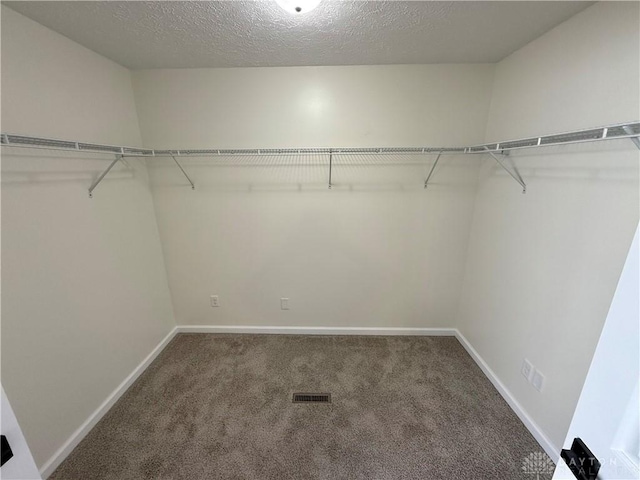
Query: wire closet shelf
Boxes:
[
  {"xmin": 2, "ymin": 121, "xmax": 639, "ymax": 196},
  {"xmin": 2, "ymin": 121, "xmax": 639, "ymax": 157}
]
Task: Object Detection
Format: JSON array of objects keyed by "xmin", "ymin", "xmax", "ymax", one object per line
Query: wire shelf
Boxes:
[
  {"xmin": 2, "ymin": 121, "xmax": 637, "ymax": 158},
  {"xmin": 2, "ymin": 121, "xmax": 638, "ymax": 197}
]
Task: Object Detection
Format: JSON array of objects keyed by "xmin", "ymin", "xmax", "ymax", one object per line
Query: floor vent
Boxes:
[{"xmin": 292, "ymin": 393, "xmax": 331, "ymax": 404}]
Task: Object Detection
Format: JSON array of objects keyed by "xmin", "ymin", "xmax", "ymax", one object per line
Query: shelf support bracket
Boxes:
[
  {"xmin": 622, "ymin": 126, "xmax": 640, "ymax": 150},
  {"xmin": 170, "ymin": 153, "xmax": 195, "ymax": 190},
  {"xmin": 328, "ymin": 149, "xmax": 333, "ymax": 190},
  {"xmin": 484, "ymin": 146, "xmax": 527, "ymax": 194},
  {"xmin": 88, "ymin": 154, "xmax": 122, "ymax": 198},
  {"xmin": 424, "ymin": 150, "xmax": 443, "ymax": 189}
]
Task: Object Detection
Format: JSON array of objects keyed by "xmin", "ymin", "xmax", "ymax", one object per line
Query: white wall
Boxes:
[
  {"xmin": 553, "ymin": 227, "xmax": 639, "ymax": 479},
  {"xmin": 457, "ymin": 1, "xmax": 640, "ymax": 455},
  {"xmin": 1, "ymin": 5, "xmax": 175, "ymax": 471},
  {"xmin": 132, "ymin": 65, "xmax": 495, "ymax": 328},
  {"xmin": 133, "ymin": 65, "xmax": 494, "ymax": 149},
  {"xmin": 1, "ymin": 386, "xmax": 41, "ymax": 479}
]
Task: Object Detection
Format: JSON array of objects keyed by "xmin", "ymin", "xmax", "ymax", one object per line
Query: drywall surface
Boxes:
[
  {"xmin": 1, "ymin": 386, "xmax": 41, "ymax": 479},
  {"xmin": 1, "ymin": 6, "xmax": 175, "ymax": 470},
  {"xmin": 457, "ymin": 1, "xmax": 640, "ymax": 453},
  {"xmin": 132, "ymin": 65, "xmax": 495, "ymax": 328},
  {"xmin": 485, "ymin": 1, "xmax": 639, "ymax": 141},
  {"xmin": 553, "ymin": 227, "xmax": 639, "ymax": 479},
  {"xmin": 132, "ymin": 65, "xmax": 494, "ymax": 149}
]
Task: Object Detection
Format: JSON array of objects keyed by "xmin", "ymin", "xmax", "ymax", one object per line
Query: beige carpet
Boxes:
[{"xmin": 50, "ymin": 334, "xmax": 553, "ymax": 479}]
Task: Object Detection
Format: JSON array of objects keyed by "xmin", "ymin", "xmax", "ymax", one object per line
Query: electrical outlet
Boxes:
[
  {"xmin": 280, "ymin": 298, "xmax": 289, "ymax": 310},
  {"xmin": 210, "ymin": 295, "xmax": 219, "ymax": 307},
  {"xmin": 532, "ymin": 369, "xmax": 545, "ymax": 392},
  {"xmin": 521, "ymin": 359, "xmax": 534, "ymax": 381}
]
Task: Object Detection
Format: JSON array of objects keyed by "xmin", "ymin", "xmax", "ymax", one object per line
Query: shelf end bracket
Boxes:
[
  {"xmin": 170, "ymin": 153, "xmax": 195, "ymax": 190},
  {"xmin": 424, "ymin": 150, "xmax": 443, "ymax": 189},
  {"xmin": 88, "ymin": 154, "xmax": 122, "ymax": 198},
  {"xmin": 328, "ymin": 149, "xmax": 333, "ymax": 190},
  {"xmin": 484, "ymin": 146, "xmax": 527, "ymax": 194},
  {"xmin": 622, "ymin": 126, "xmax": 640, "ymax": 150}
]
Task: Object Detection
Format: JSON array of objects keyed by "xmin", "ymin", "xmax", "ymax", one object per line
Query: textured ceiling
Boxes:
[{"xmin": 4, "ymin": 1, "xmax": 593, "ymax": 69}]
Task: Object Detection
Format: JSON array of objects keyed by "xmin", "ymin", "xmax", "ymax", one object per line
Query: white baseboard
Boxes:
[
  {"xmin": 39, "ymin": 327, "xmax": 178, "ymax": 479},
  {"xmin": 454, "ymin": 329, "xmax": 559, "ymax": 462},
  {"xmin": 176, "ymin": 325, "xmax": 457, "ymax": 336}
]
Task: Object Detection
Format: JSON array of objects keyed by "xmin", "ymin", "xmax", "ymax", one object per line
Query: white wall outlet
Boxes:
[
  {"xmin": 521, "ymin": 359, "xmax": 534, "ymax": 381},
  {"xmin": 280, "ymin": 298, "xmax": 289, "ymax": 310},
  {"xmin": 210, "ymin": 295, "xmax": 219, "ymax": 307},
  {"xmin": 532, "ymin": 369, "xmax": 545, "ymax": 392}
]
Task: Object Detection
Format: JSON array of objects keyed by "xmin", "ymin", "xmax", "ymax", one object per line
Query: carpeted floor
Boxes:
[{"xmin": 50, "ymin": 334, "xmax": 553, "ymax": 479}]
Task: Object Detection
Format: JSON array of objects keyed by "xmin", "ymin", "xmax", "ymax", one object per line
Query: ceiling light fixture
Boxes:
[{"xmin": 275, "ymin": 0, "xmax": 321, "ymax": 14}]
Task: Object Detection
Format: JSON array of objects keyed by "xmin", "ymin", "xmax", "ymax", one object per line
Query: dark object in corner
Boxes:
[
  {"xmin": 1, "ymin": 435, "xmax": 13, "ymax": 467},
  {"xmin": 561, "ymin": 438, "xmax": 600, "ymax": 480}
]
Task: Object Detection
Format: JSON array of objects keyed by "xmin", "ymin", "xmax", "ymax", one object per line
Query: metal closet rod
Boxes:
[
  {"xmin": 1, "ymin": 121, "xmax": 639, "ymax": 157},
  {"xmin": 2, "ymin": 121, "xmax": 639, "ymax": 197}
]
